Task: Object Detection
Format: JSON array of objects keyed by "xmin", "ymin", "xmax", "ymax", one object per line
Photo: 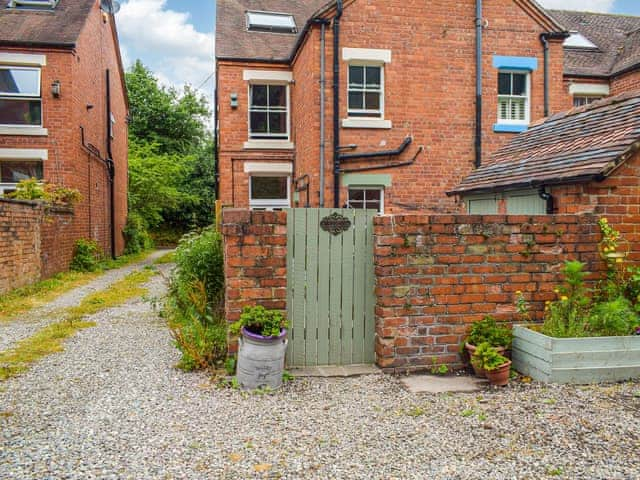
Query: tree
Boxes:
[{"xmin": 125, "ymin": 61, "xmax": 215, "ymax": 247}]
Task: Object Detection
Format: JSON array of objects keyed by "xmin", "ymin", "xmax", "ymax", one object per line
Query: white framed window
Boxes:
[
  {"xmin": 348, "ymin": 64, "xmax": 383, "ymax": 118},
  {"xmin": 248, "ymin": 84, "xmax": 289, "ymax": 141},
  {"xmin": 0, "ymin": 66, "xmax": 42, "ymax": 127},
  {"xmin": 347, "ymin": 187, "xmax": 384, "ymax": 214},
  {"xmin": 497, "ymin": 71, "xmax": 530, "ymax": 125},
  {"xmin": 246, "ymin": 11, "xmax": 296, "ymax": 34},
  {"xmin": 0, "ymin": 159, "xmax": 43, "ymax": 195},
  {"xmin": 573, "ymin": 95, "xmax": 602, "ymax": 108},
  {"xmin": 249, "ymin": 175, "xmax": 290, "ymax": 210}
]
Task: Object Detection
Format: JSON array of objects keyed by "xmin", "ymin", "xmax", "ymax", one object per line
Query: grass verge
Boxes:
[
  {"xmin": 0, "ymin": 267, "xmax": 156, "ymax": 382},
  {"xmin": 153, "ymin": 250, "xmax": 175, "ymax": 265},
  {"xmin": 0, "ymin": 250, "xmax": 152, "ymax": 323}
]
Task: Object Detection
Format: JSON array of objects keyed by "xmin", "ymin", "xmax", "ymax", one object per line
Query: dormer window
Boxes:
[
  {"xmin": 246, "ymin": 11, "xmax": 296, "ymax": 34},
  {"xmin": 8, "ymin": 0, "xmax": 59, "ymax": 9},
  {"xmin": 564, "ymin": 32, "xmax": 598, "ymax": 49}
]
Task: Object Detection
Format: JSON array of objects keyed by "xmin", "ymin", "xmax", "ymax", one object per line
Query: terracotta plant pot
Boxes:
[
  {"xmin": 465, "ymin": 343, "xmax": 506, "ymax": 378},
  {"xmin": 485, "ymin": 360, "xmax": 512, "ymax": 386}
]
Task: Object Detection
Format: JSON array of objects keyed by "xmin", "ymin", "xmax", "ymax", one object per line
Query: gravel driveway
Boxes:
[
  {"xmin": 0, "ymin": 249, "xmax": 168, "ymax": 353},
  {"xmin": 1, "ymin": 265, "xmax": 639, "ymax": 479}
]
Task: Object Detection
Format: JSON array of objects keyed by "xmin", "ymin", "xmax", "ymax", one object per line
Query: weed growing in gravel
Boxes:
[
  {"xmin": 461, "ymin": 409, "xmax": 476, "ymax": 417},
  {"xmin": 0, "ymin": 320, "xmax": 94, "ymax": 381},
  {"xmin": 547, "ymin": 466, "xmax": 564, "ymax": 476},
  {"xmin": 65, "ymin": 269, "xmax": 155, "ymax": 322},
  {"xmin": 153, "ymin": 251, "xmax": 175, "ymax": 265},
  {"xmin": 406, "ymin": 406, "xmax": 427, "ymax": 417}
]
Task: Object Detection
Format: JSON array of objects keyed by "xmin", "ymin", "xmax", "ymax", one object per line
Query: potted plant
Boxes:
[
  {"xmin": 229, "ymin": 306, "xmax": 289, "ymax": 390},
  {"xmin": 472, "ymin": 342, "xmax": 512, "ymax": 386},
  {"xmin": 464, "ymin": 316, "xmax": 512, "ymax": 376}
]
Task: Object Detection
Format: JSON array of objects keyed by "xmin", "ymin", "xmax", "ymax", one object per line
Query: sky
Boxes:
[{"xmin": 114, "ymin": 0, "xmax": 640, "ymax": 109}]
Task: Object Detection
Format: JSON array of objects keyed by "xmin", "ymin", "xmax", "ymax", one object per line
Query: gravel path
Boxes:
[
  {"xmin": 1, "ymin": 266, "xmax": 640, "ymax": 479},
  {"xmin": 0, "ymin": 249, "xmax": 168, "ymax": 352}
]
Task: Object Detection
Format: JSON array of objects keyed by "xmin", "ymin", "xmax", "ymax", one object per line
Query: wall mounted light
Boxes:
[
  {"xmin": 51, "ymin": 80, "xmax": 61, "ymax": 98},
  {"xmin": 230, "ymin": 93, "xmax": 239, "ymax": 109}
]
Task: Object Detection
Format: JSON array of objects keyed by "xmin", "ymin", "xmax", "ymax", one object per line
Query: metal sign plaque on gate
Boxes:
[{"xmin": 320, "ymin": 212, "xmax": 351, "ymax": 235}]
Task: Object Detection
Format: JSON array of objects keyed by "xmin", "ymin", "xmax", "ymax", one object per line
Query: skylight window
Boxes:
[
  {"xmin": 564, "ymin": 32, "xmax": 598, "ymax": 49},
  {"xmin": 247, "ymin": 11, "xmax": 297, "ymax": 34},
  {"xmin": 8, "ymin": 0, "xmax": 59, "ymax": 9}
]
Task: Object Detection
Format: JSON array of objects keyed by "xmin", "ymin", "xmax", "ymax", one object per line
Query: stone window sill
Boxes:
[{"xmin": 0, "ymin": 126, "xmax": 48, "ymax": 136}]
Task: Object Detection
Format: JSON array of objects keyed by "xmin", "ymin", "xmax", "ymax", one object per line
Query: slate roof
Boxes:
[
  {"xmin": 548, "ymin": 10, "xmax": 640, "ymax": 78},
  {"xmin": 216, "ymin": 0, "xmax": 330, "ymax": 62},
  {"xmin": 450, "ymin": 92, "xmax": 640, "ymax": 195},
  {"xmin": 0, "ymin": 0, "xmax": 94, "ymax": 47}
]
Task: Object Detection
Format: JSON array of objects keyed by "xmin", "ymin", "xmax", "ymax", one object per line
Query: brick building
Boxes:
[
  {"xmin": 0, "ymin": 0, "xmax": 128, "ymax": 263},
  {"xmin": 550, "ymin": 10, "xmax": 640, "ymax": 106},
  {"xmin": 215, "ymin": 0, "xmax": 573, "ymax": 215},
  {"xmin": 215, "ymin": 1, "xmax": 640, "ymax": 217}
]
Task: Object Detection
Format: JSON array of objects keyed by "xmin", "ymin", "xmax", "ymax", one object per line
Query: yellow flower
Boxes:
[
  {"xmin": 516, "ymin": 290, "xmax": 522, "ymax": 295},
  {"xmin": 545, "ymin": 300, "xmax": 551, "ymax": 305},
  {"xmin": 603, "ymin": 247, "xmax": 610, "ymax": 252},
  {"xmin": 602, "ymin": 218, "xmax": 608, "ymax": 223},
  {"xmin": 616, "ymin": 258, "xmax": 623, "ymax": 263},
  {"xmin": 561, "ymin": 296, "xmax": 569, "ymax": 301},
  {"xmin": 553, "ymin": 289, "xmax": 560, "ymax": 294}
]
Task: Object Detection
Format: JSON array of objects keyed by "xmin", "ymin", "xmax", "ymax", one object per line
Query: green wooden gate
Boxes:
[{"xmin": 286, "ymin": 208, "xmax": 376, "ymax": 367}]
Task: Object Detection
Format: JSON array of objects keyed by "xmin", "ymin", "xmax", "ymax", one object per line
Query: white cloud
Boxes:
[
  {"xmin": 536, "ymin": 0, "xmax": 615, "ymax": 12},
  {"xmin": 115, "ymin": 0, "xmax": 214, "ymax": 103}
]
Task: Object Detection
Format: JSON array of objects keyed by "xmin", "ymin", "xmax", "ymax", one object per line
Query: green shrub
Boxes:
[
  {"xmin": 172, "ymin": 226, "xmax": 224, "ymax": 304},
  {"xmin": 123, "ymin": 212, "xmax": 154, "ymax": 254},
  {"xmin": 70, "ymin": 239, "xmax": 103, "ymax": 272},
  {"xmin": 6, "ymin": 179, "xmax": 82, "ymax": 206},
  {"xmin": 587, "ymin": 297, "xmax": 638, "ymax": 337},
  {"xmin": 466, "ymin": 316, "xmax": 512, "ymax": 348},
  {"xmin": 165, "ymin": 226, "xmax": 226, "ymax": 372},
  {"xmin": 230, "ymin": 306, "xmax": 289, "ymax": 338},
  {"xmin": 166, "ymin": 281, "xmax": 227, "ymax": 371}
]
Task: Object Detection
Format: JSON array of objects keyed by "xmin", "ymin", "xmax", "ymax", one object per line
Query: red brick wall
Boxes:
[
  {"xmin": 548, "ymin": 149, "xmax": 640, "ymax": 260},
  {"xmin": 220, "ymin": 208, "xmax": 608, "ymax": 371},
  {"xmin": 0, "ymin": 2, "xmax": 128, "ymax": 260},
  {"xmin": 0, "ymin": 199, "xmax": 75, "ymax": 294},
  {"xmin": 373, "ymin": 213, "xmax": 603, "ymax": 372},
  {"xmin": 611, "ymin": 70, "xmax": 640, "ymax": 95},
  {"xmin": 221, "ymin": 209, "xmax": 288, "ymax": 353},
  {"xmin": 0, "ymin": 199, "xmax": 42, "ymax": 293},
  {"xmin": 217, "ymin": 0, "xmax": 569, "ymax": 212},
  {"xmin": 217, "ymin": 62, "xmax": 295, "ymax": 208},
  {"xmin": 40, "ymin": 205, "xmax": 77, "ymax": 278}
]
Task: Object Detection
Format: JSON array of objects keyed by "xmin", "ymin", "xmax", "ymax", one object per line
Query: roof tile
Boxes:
[{"xmin": 451, "ymin": 92, "xmax": 640, "ymax": 195}]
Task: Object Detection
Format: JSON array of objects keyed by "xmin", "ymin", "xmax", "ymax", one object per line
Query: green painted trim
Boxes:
[{"xmin": 341, "ymin": 173, "xmax": 392, "ymax": 187}]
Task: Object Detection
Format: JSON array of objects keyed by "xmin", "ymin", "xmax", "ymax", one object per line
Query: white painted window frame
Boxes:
[
  {"xmin": 0, "ymin": 148, "xmax": 47, "ymax": 195},
  {"xmin": 243, "ymin": 70, "xmax": 292, "ymax": 147},
  {"xmin": 0, "ymin": 66, "xmax": 43, "ymax": 130},
  {"xmin": 342, "ymin": 48, "xmax": 392, "ymax": 129},
  {"xmin": 249, "ymin": 173, "xmax": 291, "ymax": 210},
  {"xmin": 347, "ymin": 185, "xmax": 385, "ymax": 214},
  {"xmin": 569, "ymin": 83, "xmax": 610, "ymax": 96},
  {"xmin": 497, "ymin": 70, "xmax": 531, "ymax": 126}
]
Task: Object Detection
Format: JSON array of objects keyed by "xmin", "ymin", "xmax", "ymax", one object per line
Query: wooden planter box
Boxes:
[{"xmin": 512, "ymin": 325, "xmax": 640, "ymax": 384}]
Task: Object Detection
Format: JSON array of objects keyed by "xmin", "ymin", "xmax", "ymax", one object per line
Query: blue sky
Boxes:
[{"xmin": 114, "ymin": 0, "xmax": 640, "ymax": 109}]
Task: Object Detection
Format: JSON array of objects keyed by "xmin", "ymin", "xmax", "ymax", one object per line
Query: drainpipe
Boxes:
[
  {"xmin": 474, "ymin": 0, "xmax": 483, "ymax": 169},
  {"xmin": 316, "ymin": 19, "xmax": 329, "ymax": 207},
  {"xmin": 540, "ymin": 33, "xmax": 550, "ymax": 117},
  {"xmin": 105, "ymin": 69, "xmax": 116, "ymax": 260},
  {"xmin": 332, "ymin": 0, "xmax": 344, "ymax": 208}
]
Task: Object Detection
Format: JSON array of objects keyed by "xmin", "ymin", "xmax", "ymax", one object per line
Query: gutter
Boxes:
[
  {"xmin": 0, "ymin": 40, "xmax": 75, "ymax": 49},
  {"xmin": 446, "ymin": 173, "xmax": 606, "ymax": 197}
]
